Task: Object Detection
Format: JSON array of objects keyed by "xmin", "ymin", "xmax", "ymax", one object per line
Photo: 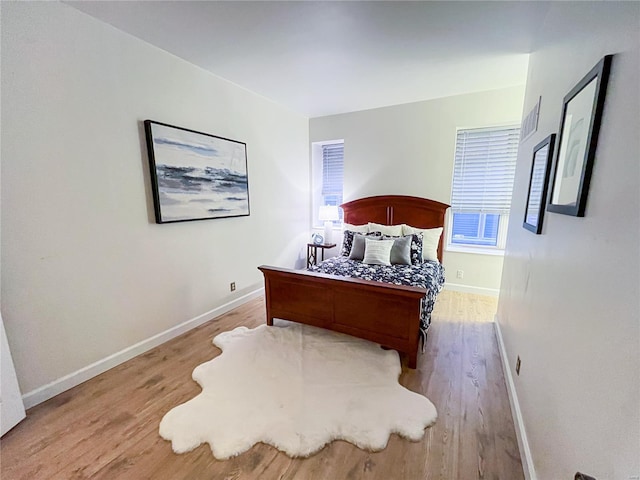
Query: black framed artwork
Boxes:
[
  {"xmin": 547, "ymin": 55, "xmax": 612, "ymax": 217},
  {"xmin": 144, "ymin": 120, "xmax": 250, "ymax": 224},
  {"xmin": 523, "ymin": 134, "xmax": 555, "ymax": 234}
]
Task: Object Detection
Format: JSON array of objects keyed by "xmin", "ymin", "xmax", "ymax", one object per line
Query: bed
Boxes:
[{"xmin": 258, "ymin": 195, "xmax": 449, "ymax": 368}]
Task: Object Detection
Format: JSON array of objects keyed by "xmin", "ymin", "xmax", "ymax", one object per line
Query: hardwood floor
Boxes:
[{"xmin": 0, "ymin": 290, "xmax": 523, "ymax": 480}]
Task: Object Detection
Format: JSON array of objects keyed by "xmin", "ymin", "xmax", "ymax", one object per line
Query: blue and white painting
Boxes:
[{"xmin": 145, "ymin": 121, "xmax": 249, "ymax": 223}]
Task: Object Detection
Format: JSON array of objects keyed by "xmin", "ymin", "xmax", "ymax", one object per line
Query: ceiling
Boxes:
[{"xmin": 67, "ymin": 1, "xmax": 552, "ymax": 118}]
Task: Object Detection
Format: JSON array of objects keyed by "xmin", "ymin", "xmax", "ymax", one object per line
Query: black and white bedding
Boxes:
[{"xmin": 307, "ymin": 256, "xmax": 445, "ymax": 339}]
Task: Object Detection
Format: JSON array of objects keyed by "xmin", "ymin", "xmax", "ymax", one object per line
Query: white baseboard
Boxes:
[
  {"xmin": 22, "ymin": 288, "xmax": 264, "ymax": 409},
  {"xmin": 494, "ymin": 318, "xmax": 536, "ymax": 480},
  {"xmin": 444, "ymin": 282, "xmax": 499, "ymax": 297}
]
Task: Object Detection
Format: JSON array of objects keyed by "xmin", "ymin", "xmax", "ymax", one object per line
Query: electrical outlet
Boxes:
[
  {"xmin": 516, "ymin": 356, "xmax": 521, "ymax": 376},
  {"xmin": 230, "ymin": 282, "xmax": 236, "ymax": 292},
  {"xmin": 456, "ymin": 269, "xmax": 464, "ymax": 279}
]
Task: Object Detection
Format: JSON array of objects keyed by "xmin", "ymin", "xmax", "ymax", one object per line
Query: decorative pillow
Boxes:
[
  {"xmin": 368, "ymin": 222, "xmax": 403, "ymax": 236},
  {"xmin": 341, "ymin": 230, "xmax": 381, "ymax": 257},
  {"xmin": 363, "ymin": 238, "xmax": 394, "ymax": 266},
  {"xmin": 382, "ymin": 233, "xmax": 423, "ymax": 265},
  {"xmin": 408, "ymin": 233, "xmax": 425, "ymax": 265},
  {"xmin": 350, "ymin": 233, "xmax": 418, "ymax": 265},
  {"xmin": 343, "ymin": 223, "xmax": 369, "ymax": 234},
  {"xmin": 388, "ymin": 235, "xmax": 412, "ymax": 265},
  {"xmin": 402, "ymin": 225, "xmax": 443, "ymax": 262},
  {"xmin": 348, "ymin": 233, "xmax": 369, "ymax": 260}
]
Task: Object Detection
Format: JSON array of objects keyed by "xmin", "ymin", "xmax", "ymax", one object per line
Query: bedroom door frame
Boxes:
[{"xmin": 1, "ymin": 311, "xmax": 26, "ymax": 435}]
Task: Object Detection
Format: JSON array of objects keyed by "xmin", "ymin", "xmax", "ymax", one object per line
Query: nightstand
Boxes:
[{"xmin": 306, "ymin": 243, "xmax": 336, "ymax": 268}]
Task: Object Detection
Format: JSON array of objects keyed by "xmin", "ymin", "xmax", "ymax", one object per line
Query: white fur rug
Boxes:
[{"xmin": 159, "ymin": 322, "xmax": 437, "ymax": 459}]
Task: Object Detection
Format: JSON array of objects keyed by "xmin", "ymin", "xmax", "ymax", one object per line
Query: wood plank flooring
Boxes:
[{"xmin": 0, "ymin": 290, "xmax": 523, "ymax": 479}]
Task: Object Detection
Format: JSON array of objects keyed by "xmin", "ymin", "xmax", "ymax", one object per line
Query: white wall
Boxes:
[
  {"xmin": 497, "ymin": 3, "xmax": 640, "ymax": 479},
  {"xmin": 310, "ymin": 86, "xmax": 525, "ymax": 294},
  {"xmin": 1, "ymin": 2, "xmax": 309, "ymax": 397}
]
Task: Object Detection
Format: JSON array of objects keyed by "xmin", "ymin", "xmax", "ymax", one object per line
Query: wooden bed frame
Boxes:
[{"xmin": 258, "ymin": 195, "xmax": 449, "ymax": 368}]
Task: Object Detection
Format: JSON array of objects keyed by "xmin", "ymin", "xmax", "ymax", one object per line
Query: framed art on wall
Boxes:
[
  {"xmin": 520, "ymin": 96, "xmax": 541, "ymax": 143},
  {"xmin": 547, "ymin": 55, "xmax": 612, "ymax": 217},
  {"xmin": 523, "ymin": 134, "xmax": 555, "ymax": 234},
  {"xmin": 144, "ymin": 120, "xmax": 250, "ymax": 224}
]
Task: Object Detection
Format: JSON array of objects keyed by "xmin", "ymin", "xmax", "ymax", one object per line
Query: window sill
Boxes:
[
  {"xmin": 445, "ymin": 245, "xmax": 505, "ymax": 256},
  {"xmin": 312, "ymin": 226, "xmax": 343, "ymax": 231}
]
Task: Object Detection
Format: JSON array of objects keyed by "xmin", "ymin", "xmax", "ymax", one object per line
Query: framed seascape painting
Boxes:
[
  {"xmin": 144, "ymin": 120, "xmax": 250, "ymax": 224},
  {"xmin": 547, "ymin": 55, "xmax": 612, "ymax": 217},
  {"xmin": 523, "ymin": 134, "xmax": 555, "ymax": 234}
]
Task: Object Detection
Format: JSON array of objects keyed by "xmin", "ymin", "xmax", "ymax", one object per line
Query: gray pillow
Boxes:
[
  {"xmin": 363, "ymin": 238, "xmax": 394, "ymax": 265},
  {"xmin": 389, "ymin": 235, "xmax": 412, "ymax": 265},
  {"xmin": 348, "ymin": 233, "xmax": 369, "ymax": 260}
]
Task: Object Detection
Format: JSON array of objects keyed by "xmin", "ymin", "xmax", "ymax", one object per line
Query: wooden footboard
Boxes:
[{"xmin": 258, "ymin": 265, "xmax": 426, "ymax": 368}]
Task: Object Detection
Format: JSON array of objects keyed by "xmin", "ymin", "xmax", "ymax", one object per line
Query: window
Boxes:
[
  {"xmin": 448, "ymin": 126, "xmax": 520, "ymax": 252},
  {"xmin": 311, "ymin": 140, "xmax": 344, "ymax": 227}
]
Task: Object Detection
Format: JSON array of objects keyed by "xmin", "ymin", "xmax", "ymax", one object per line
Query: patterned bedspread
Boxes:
[{"xmin": 308, "ymin": 256, "xmax": 445, "ymax": 338}]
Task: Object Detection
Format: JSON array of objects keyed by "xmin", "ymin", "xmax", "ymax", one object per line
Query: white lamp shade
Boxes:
[{"xmin": 318, "ymin": 205, "xmax": 339, "ymax": 221}]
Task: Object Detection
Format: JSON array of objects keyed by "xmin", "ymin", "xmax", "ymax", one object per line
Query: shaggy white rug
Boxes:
[{"xmin": 159, "ymin": 322, "xmax": 437, "ymax": 459}]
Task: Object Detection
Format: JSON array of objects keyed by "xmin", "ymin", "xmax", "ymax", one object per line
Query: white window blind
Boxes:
[
  {"xmin": 451, "ymin": 126, "xmax": 520, "ymax": 214},
  {"xmin": 321, "ymin": 143, "xmax": 344, "ymax": 201}
]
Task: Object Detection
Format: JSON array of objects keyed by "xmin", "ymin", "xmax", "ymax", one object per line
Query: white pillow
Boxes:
[
  {"xmin": 402, "ymin": 225, "xmax": 443, "ymax": 262},
  {"xmin": 343, "ymin": 223, "xmax": 369, "ymax": 233},
  {"xmin": 363, "ymin": 238, "xmax": 394, "ymax": 266},
  {"xmin": 367, "ymin": 222, "xmax": 403, "ymax": 236}
]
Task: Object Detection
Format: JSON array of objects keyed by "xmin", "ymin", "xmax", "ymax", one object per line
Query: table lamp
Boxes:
[{"xmin": 318, "ymin": 205, "xmax": 339, "ymax": 244}]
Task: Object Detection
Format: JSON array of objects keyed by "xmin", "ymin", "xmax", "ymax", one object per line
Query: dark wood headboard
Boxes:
[{"xmin": 341, "ymin": 195, "xmax": 450, "ymax": 262}]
